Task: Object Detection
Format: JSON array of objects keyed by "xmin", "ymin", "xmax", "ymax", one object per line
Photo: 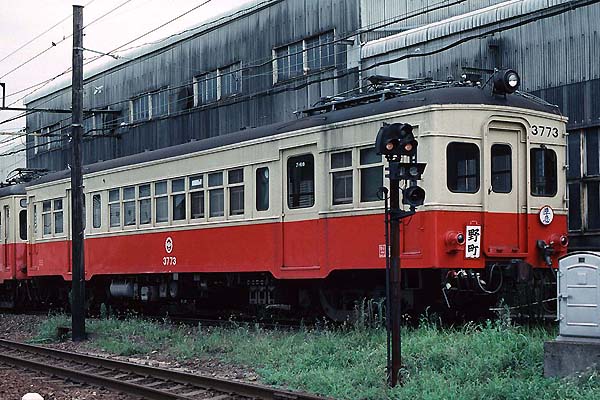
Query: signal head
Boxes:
[
  {"xmin": 375, "ymin": 122, "xmax": 417, "ymax": 158},
  {"xmin": 402, "ymin": 185, "xmax": 426, "ymax": 207}
]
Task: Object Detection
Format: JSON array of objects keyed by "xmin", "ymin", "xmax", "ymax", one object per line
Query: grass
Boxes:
[{"xmin": 32, "ymin": 315, "xmax": 600, "ymax": 400}]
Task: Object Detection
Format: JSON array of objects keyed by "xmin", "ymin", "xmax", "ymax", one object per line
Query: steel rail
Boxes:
[{"xmin": 0, "ymin": 339, "xmax": 330, "ymax": 400}]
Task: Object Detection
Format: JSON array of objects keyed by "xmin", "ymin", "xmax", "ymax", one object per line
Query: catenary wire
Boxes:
[{"xmin": 0, "ymin": 0, "xmax": 467, "ymax": 150}]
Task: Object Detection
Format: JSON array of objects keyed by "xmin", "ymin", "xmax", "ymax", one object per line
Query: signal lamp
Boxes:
[
  {"xmin": 376, "ymin": 123, "xmax": 417, "ymax": 157},
  {"xmin": 402, "ymin": 185, "xmax": 425, "ymax": 207},
  {"xmin": 388, "ymin": 162, "xmax": 426, "ymax": 181},
  {"xmin": 493, "ymin": 69, "xmax": 520, "ymax": 95}
]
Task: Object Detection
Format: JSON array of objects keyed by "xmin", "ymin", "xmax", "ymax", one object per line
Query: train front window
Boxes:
[
  {"xmin": 491, "ymin": 144, "xmax": 512, "ymax": 193},
  {"xmin": 447, "ymin": 142, "xmax": 480, "ymax": 193},
  {"xmin": 288, "ymin": 154, "xmax": 315, "ymax": 209},
  {"xmin": 530, "ymin": 148, "xmax": 557, "ymax": 197}
]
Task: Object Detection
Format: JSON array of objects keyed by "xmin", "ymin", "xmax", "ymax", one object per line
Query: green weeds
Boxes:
[{"xmin": 32, "ymin": 315, "xmax": 600, "ymax": 400}]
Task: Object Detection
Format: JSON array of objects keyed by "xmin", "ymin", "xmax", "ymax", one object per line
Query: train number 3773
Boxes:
[
  {"xmin": 530, "ymin": 125, "xmax": 559, "ymax": 138},
  {"xmin": 162, "ymin": 257, "xmax": 177, "ymax": 266}
]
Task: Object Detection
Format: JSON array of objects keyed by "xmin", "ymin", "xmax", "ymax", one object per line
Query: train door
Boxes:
[
  {"xmin": 483, "ymin": 121, "xmax": 527, "ymax": 255},
  {"xmin": 281, "ymin": 147, "xmax": 321, "ymax": 270}
]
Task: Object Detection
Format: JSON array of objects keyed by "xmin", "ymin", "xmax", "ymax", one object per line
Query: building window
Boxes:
[
  {"xmin": 123, "ymin": 186, "xmax": 136, "ymax": 226},
  {"xmin": 189, "ymin": 175, "xmax": 205, "ymax": 219},
  {"xmin": 48, "ymin": 123, "xmax": 61, "ymax": 149},
  {"xmin": 150, "ymin": 89, "xmax": 169, "ymax": 118},
  {"xmin": 195, "ymin": 71, "xmax": 217, "ymax": 105},
  {"xmin": 288, "ymin": 154, "xmax": 315, "ymax": 209},
  {"xmin": 131, "ymin": 95, "xmax": 149, "ymax": 122},
  {"xmin": 172, "ymin": 178, "xmax": 186, "ymax": 221},
  {"xmin": 92, "ymin": 194, "xmax": 101, "ymax": 228},
  {"xmin": 491, "ymin": 144, "xmax": 512, "ymax": 193},
  {"xmin": 109, "ymin": 189, "xmax": 121, "ymax": 227},
  {"xmin": 256, "ymin": 167, "xmax": 269, "ymax": 211},
  {"xmin": 138, "ymin": 184, "xmax": 151, "ymax": 225},
  {"xmin": 228, "ymin": 169, "xmax": 244, "ymax": 216},
  {"xmin": 359, "ymin": 148, "xmax": 383, "ymax": 202},
  {"xmin": 273, "ymin": 31, "xmax": 335, "ymax": 83},
  {"xmin": 155, "ymin": 181, "xmax": 168, "ymax": 223},
  {"xmin": 208, "ymin": 172, "xmax": 224, "ymax": 217},
  {"xmin": 530, "ymin": 148, "xmax": 557, "ymax": 197},
  {"xmin": 219, "ymin": 63, "xmax": 242, "ymax": 98},
  {"xmin": 447, "ymin": 142, "xmax": 480, "ymax": 193},
  {"xmin": 331, "ymin": 151, "xmax": 353, "ymax": 205}
]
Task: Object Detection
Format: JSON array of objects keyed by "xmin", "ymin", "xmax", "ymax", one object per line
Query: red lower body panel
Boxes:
[
  {"xmin": 0, "ymin": 243, "xmax": 28, "ymax": 283},
  {"xmin": 24, "ymin": 210, "xmax": 567, "ymax": 281}
]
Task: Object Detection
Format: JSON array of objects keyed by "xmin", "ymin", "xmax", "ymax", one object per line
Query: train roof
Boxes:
[
  {"xmin": 0, "ymin": 184, "xmax": 27, "ymax": 197},
  {"xmin": 27, "ymin": 86, "xmax": 562, "ymax": 187}
]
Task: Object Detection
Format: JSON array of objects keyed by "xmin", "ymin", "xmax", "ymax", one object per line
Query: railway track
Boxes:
[{"xmin": 0, "ymin": 339, "xmax": 330, "ymax": 400}]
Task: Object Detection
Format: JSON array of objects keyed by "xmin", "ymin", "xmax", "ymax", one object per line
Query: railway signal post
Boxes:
[
  {"xmin": 376, "ymin": 123, "xmax": 426, "ymax": 387},
  {"xmin": 71, "ymin": 5, "xmax": 86, "ymax": 341}
]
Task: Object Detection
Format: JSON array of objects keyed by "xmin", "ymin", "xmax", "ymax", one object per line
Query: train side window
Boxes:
[
  {"xmin": 288, "ymin": 154, "xmax": 315, "ymax": 209},
  {"xmin": 155, "ymin": 181, "xmax": 168, "ymax": 223},
  {"xmin": 42, "ymin": 200, "xmax": 52, "ymax": 235},
  {"xmin": 109, "ymin": 189, "xmax": 121, "ymax": 227},
  {"xmin": 208, "ymin": 172, "xmax": 224, "ymax": 217},
  {"xmin": 189, "ymin": 175, "xmax": 205, "ymax": 219},
  {"xmin": 331, "ymin": 151, "xmax": 353, "ymax": 205},
  {"xmin": 19, "ymin": 210, "xmax": 27, "ymax": 240},
  {"xmin": 228, "ymin": 169, "xmax": 244, "ymax": 216},
  {"xmin": 138, "ymin": 185, "xmax": 151, "ymax": 225},
  {"xmin": 359, "ymin": 148, "xmax": 382, "ymax": 202},
  {"xmin": 256, "ymin": 167, "xmax": 269, "ymax": 211},
  {"xmin": 491, "ymin": 144, "xmax": 512, "ymax": 193},
  {"xmin": 53, "ymin": 199, "xmax": 63, "ymax": 234},
  {"xmin": 172, "ymin": 178, "xmax": 186, "ymax": 221},
  {"xmin": 92, "ymin": 194, "xmax": 101, "ymax": 228},
  {"xmin": 530, "ymin": 148, "xmax": 557, "ymax": 197},
  {"xmin": 123, "ymin": 187, "xmax": 136, "ymax": 226},
  {"xmin": 447, "ymin": 143, "xmax": 480, "ymax": 193}
]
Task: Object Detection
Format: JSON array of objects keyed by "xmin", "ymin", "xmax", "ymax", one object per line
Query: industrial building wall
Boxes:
[
  {"xmin": 359, "ymin": 0, "xmax": 508, "ymax": 41},
  {"xmin": 25, "ymin": 0, "xmax": 360, "ymax": 170}
]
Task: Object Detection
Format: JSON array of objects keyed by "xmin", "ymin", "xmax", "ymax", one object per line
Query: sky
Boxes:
[{"xmin": 0, "ymin": 0, "xmax": 252, "ymax": 145}]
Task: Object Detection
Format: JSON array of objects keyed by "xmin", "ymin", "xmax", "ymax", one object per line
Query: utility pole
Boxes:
[{"xmin": 71, "ymin": 4, "xmax": 86, "ymax": 342}]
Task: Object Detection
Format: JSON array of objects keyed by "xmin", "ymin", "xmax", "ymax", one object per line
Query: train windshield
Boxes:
[{"xmin": 530, "ymin": 148, "xmax": 557, "ymax": 196}]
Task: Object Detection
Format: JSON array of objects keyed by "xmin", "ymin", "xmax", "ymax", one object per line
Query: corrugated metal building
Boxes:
[
  {"xmin": 24, "ymin": 0, "xmax": 600, "ymax": 249},
  {"xmin": 25, "ymin": 0, "xmax": 360, "ymax": 171}
]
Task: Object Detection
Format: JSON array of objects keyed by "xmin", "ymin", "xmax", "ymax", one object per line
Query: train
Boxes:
[{"xmin": 0, "ymin": 73, "xmax": 568, "ymax": 319}]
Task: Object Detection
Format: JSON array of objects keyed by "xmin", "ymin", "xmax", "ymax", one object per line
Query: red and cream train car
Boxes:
[{"xmin": 0, "ymin": 84, "xmax": 568, "ymax": 316}]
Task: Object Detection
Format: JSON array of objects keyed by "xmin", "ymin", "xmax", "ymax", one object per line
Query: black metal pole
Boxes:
[
  {"xmin": 389, "ymin": 168, "xmax": 402, "ymax": 387},
  {"xmin": 383, "ymin": 188, "xmax": 392, "ymax": 385},
  {"xmin": 71, "ymin": 4, "xmax": 86, "ymax": 342}
]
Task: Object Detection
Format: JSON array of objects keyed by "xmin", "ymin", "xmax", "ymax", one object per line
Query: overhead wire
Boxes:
[
  {"xmin": 0, "ymin": 0, "xmax": 464, "ymax": 153},
  {"xmin": 0, "ymin": 0, "xmax": 96, "ymax": 65}
]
